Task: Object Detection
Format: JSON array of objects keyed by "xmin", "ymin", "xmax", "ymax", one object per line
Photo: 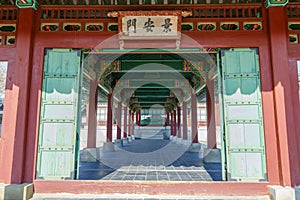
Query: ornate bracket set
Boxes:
[{"xmin": 15, "ymin": 0, "xmax": 289, "ymax": 10}]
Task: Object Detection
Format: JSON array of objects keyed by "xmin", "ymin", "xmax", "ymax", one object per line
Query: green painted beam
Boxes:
[
  {"xmin": 121, "ymin": 60, "xmax": 182, "ymax": 63},
  {"xmin": 110, "ymin": 72, "xmax": 195, "ymax": 78},
  {"xmin": 134, "ymin": 89, "xmax": 170, "ymax": 92},
  {"xmin": 139, "ymin": 104, "xmax": 165, "ymax": 107},
  {"xmin": 118, "ymin": 70, "xmax": 184, "ymax": 73},
  {"xmin": 134, "ymin": 92, "xmax": 170, "ymax": 97},
  {"xmin": 133, "ymin": 95, "xmax": 170, "ymax": 98},
  {"xmin": 139, "ymin": 102, "xmax": 167, "ymax": 104},
  {"xmin": 129, "ymin": 86, "xmax": 178, "ymax": 89},
  {"xmin": 134, "ymin": 92, "xmax": 170, "ymax": 96},
  {"xmin": 130, "ymin": 101, "xmax": 169, "ymax": 106},
  {"xmin": 134, "ymin": 97, "xmax": 168, "ymax": 100},
  {"xmin": 126, "ymin": 79, "xmax": 180, "ymax": 83},
  {"xmin": 98, "ymin": 48, "xmax": 209, "ymax": 53},
  {"xmin": 126, "ymin": 81, "xmax": 178, "ymax": 88},
  {"xmin": 134, "ymin": 100, "xmax": 169, "ymax": 104}
]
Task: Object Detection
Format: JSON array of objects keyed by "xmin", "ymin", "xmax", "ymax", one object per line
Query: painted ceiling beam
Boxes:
[
  {"xmin": 121, "ymin": 60, "xmax": 183, "ymax": 63},
  {"xmin": 133, "ymin": 95, "xmax": 171, "ymax": 98},
  {"xmin": 95, "ymin": 48, "xmax": 209, "ymax": 54},
  {"xmin": 114, "ymin": 70, "xmax": 186, "ymax": 73},
  {"xmin": 124, "ymin": 86, "xmax": 180, "ymax": 89},
  {"xmin": 138, "ymin": 101, "xmax": 167, "ymax": 104}
]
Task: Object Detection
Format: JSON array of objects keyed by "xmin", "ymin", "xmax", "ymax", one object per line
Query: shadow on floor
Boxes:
[{"xmin": 79, "ymin": 139, "xmax": 223, "ymax": 181}]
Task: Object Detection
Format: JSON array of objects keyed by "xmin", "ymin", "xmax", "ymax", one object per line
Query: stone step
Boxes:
[
  {"xmin": 137, "ymin": 132, "xmax": 164, "ymax": 139},
  {"xmin": 135, "ymin": 129, "xmax": 168, "ymax": 140},
  {"xmin": 31, "ymin": 193, "xmax": 270, "ymax": 200}
]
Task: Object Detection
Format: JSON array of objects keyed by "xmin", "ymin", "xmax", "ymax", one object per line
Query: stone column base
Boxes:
[
  {"xmin": 203, "ymin": 148, "xmax": 221, "ymax": 163},
  {"xmin": 127, "ymin": 136, "xmax": 133, "ymax": 143},
  {"xmin": 181, "ymin": 139, "xmax": 191, "ymax": 147},
  {"xmin": 0, "ymin": 183, "xmax": 33, "ymax": 200},
  {"xmin": 175, "ymin": 137, "xmax": 183, "ymax": 144},
  {"xmin": 268, "ymin": 186, "xmax": 295, "ymax": 200},
  {"xmin": 295, "ymin": 186, "xmax": 300, "ymax": 200},
  {"xmin": 103, "ymin": 142, "xmax": 115, "ymax": 152},
  {"xmin": 115, "ymin": 139, "xmax": 123, "ymax": 148},
  {"xmin": 81, "ymin": 148, "xmax": 101, "ymax": 162},
  {"xmin": 131, "ymin": 135, "xmax": 135, "ymax": 140},
  {"xmin": 122, "ymin": 138, "xmax": 128, "ymax": 145},
  {"xmin": 171, "ymin": 136, "xmax": 177, "ymax": 142},
  {"xmin": 188, "ymin": 143, "xmax": 201, "ymax": 152},
  {"xmin": 163, "ymin": 131, "xmax": 170, "ymax": 140}
]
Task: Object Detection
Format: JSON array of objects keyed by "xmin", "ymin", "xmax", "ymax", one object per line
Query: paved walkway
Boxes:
[
  {"xmin": 79, "ymin": 139, "xmax": 222, "ymax": 181},
  {"xmin": 32, "ymin": 194, "xmax": 270, "ymax": 200},
  {"xmin": 32, "ymin": 140, "xmax": 271, "ymax": 200}
]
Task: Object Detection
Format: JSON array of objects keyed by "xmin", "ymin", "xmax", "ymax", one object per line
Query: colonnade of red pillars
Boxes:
[{"xmin": 86, "ymin": 89, "xmax": 217, "ymax": 147}]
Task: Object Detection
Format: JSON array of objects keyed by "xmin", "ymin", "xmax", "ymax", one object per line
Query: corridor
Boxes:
[{"xmin": 79, "ymin": 139, "xmax": 222, "ymax": 181}]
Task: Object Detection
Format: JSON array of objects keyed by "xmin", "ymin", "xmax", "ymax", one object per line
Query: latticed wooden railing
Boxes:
[
  {"xmin": 40, "ymin": 5, "xmax": 262, "ymax": 19},
  {"xmin": 0, "ymin": 7, "xmax": 17, "ymax": 46},
  {"xmin": 0, "ymin": 0, "xmax": 266, "ymax": 5},
  {"xmin": 287, "ymin": 4, "xmax": 300, "ymax": 17},
  {"xmin": 0, "ymin": 0, "xmax": 14, "ymax": 5},
  {"xmin": 39, "ymin": 5, "xmax": 263, "ymax": 32},
  {"xmin": 287, "ymin": 4, "xmax": 300, "ymax": 44},
  {"xmin": 0, "ymin": 7, "xmax": 17, "ymax": 20},
  {"xmin": 39, "ymin": 0, "xmax": 262, "ymax": 5}
]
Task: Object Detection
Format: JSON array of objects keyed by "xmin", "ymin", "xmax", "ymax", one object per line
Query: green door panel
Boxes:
[
  {"xmin": 36, "ymin": 49, "xmax": 81, "ymax": 180},
  {"xmin": 228, "ymin": 123, "xmax": 262, "ymax": 148},
  {"xmin": 43, "ymin": 77, "xmax": 78, "ymax": 101},
  {"xmin": 46, "ymin": 51, "xmax": 79, "ymax": 75},
  {"xmin": 224, "ymin": 78, "xmax": 259, "ymax": 102},
  {"xmin": 221, "ymin": 48, "xmax": 266, "ymax": 182},
  {"xmin": 39, "ymin": 150, "xmax": 74, "ymax": 177},
  {"xmin": 40, "ymin": 122, "xmax": 75, "ymax": 147}
]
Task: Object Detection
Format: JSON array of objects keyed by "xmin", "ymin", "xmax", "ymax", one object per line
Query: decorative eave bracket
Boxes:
[
  {"xmin": 16, "ymin": 0, "xmax": 38, "ymax": 10},
  {"xmin": 264, "ymin": 0, "xmax": 289, "ymax": 8}
]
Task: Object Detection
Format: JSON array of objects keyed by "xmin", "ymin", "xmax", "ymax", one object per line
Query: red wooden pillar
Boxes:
[
  {"xmin": 106, "ymin": 94, "xmax": 113, "ymax": 142},
  {"xmin": 87, "ymin": 79, "xmax": 98, "ymax": 148},
  {"xmin": 182, "ymin": 101, "xmax": 188, "ymax": 140},
  {"xmin": 191, "ymin": 92, "xmax": 198, "ymax": 143},
  {"xmin": 187, "ymin": 108, "xmax": 191, "ymax": 127},
  {"xmin": 131, "ymin": 111, "xmax": 134, "ymax": 135},
  {"xmin": 0, "ymin": 9, "xmax": 35, "ymax": 184},
  {"xmin": 268, "ymin": 6, "xmax": 300, "ymax": 186},
  {"xmin": 86, "ymin": 103, "xmax": 89, "ymax": 126},
  {"xmin": 170, "ymin": 112, "xmax": 174, "ymax": 135},
  {"xmin": 165, "ymin": 110, "xmax": 169, "ymax": 126},
  {"xmin": 177, "ymin": 106, "xmax": 181, "ymax": 138},
  {"xmin": 206, "ymin": 79, "xmax": 216, "ymax": 149},
  {"xmin": 136, "ymin": 110, "xmax": 140, "ymax": 126},
  {"xmin": 128, "ymin": 110, "xmax": 131, "ymax": 136},
  {"xmin": 173, "ymin": 110, "xmax": 177, "ymax": 136},
  {"xmin": 116, "ymin": 101, "xmax": 122, "ymax": 140},
  {"xmin": 123, "ymin": 106, "xmax": 128, "ymax": 138}
]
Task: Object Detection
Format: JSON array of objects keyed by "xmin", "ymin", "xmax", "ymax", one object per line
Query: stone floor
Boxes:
[
  {"xmin": 31, "ymin": 194, "xmax": 271, "ymax": 200},
  {"xmin": 78, "ymin": 139, "xmax": 222, "ymax": 181}
]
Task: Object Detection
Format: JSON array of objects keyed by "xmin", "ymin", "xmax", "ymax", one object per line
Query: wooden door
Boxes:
[
  {"xmin": 36, "ymin": 49, "xmax": 81, "ymax": 180},
  {"xmin": 220, "ymin": 48, "xmax": 267, "ymax": 182}
]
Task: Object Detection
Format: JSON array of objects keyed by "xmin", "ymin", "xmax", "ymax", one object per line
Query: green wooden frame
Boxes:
[
  {"xmin": 220, "ymin": 48, "xmax": 267, "ymax": 182},
  {"xmin": 36, "ymin": 48, "xmax": 82, "ymax": 180}
]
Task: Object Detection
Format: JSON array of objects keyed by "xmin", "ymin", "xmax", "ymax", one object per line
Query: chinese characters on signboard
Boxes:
[{"xmin": 121, "ymin": 16, "xmax": 178, "ymax": 37}]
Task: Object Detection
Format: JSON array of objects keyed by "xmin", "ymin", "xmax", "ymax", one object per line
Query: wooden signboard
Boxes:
[{"xmin": 108, "ymin": 11, "xmax": 189, "ymax": 49}]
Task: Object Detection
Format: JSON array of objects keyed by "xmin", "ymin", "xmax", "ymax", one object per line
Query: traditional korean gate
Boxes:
[
  {"xmin": 220, "ymin": 48, "xmax": 267, "ymax": 182},
  {"xmin": 36, "ymin": 49, "xmax": 82, "ymax": 180}
]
